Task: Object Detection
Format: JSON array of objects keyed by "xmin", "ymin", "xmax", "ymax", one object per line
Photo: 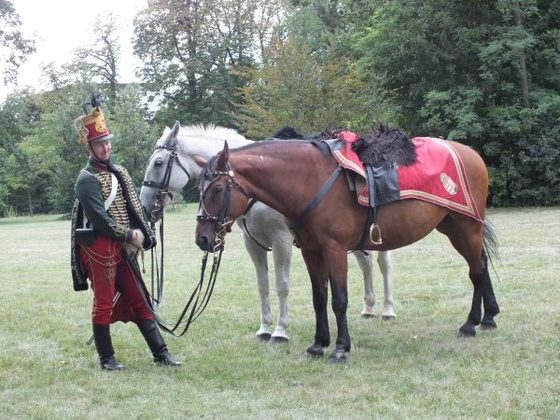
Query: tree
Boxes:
[
  {"xmin": 110, "ymin": 84, "xmax": 160, "ymax": 186},
  {"xmin": 345, "ymin": 0, "xmax": 560, "ymax": 205},
  {"xmin": 234, "ymin": 0, "xmax": 389, "ymax": 137},
  {"xmin": 133, "ymin": 0, "xmax": 285, "ymax": 128},
  {"xmin": 67, "ymin": 13, "xmax": 123, "ymax": 102},
  {"xmin": 0, "ymin": 0, "xmax": 35, "ymax": 86},
  {"xmin": 234, "ymin": 36, "xmax": 387, "ymax": 138},
  {"xmin": 0, "ymin": 89, "xmax": 43, "ymax": 215}
]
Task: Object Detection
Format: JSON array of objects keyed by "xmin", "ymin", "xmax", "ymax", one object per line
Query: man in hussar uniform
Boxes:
[{"xmin": 71, "ymin": 96, "xmax": 181, "ymax": 370}]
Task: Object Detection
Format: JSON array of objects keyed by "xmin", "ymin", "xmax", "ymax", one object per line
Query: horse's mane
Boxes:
[
  {"xmin": 352, "ymin": 123, "xmax": 416, "ymax": 169},
  {"xmin": 178, "ymin": 124, "xmax": 247, "ymax": 142},
  {"xmin": 157, "ymin": 123, "xmax": 250, "ymax": 157},
  {"xmin": 269, "ymin": 125, "xmax": 334, "ymax": 141}
]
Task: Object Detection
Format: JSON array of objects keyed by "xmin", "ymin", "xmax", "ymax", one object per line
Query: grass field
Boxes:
[{"xmin": 1, "ymin": 205, "xmax": 559, "ymax": 419}]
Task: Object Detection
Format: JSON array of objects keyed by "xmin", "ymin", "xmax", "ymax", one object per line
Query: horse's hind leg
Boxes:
[
  {"xmin": 480, "ymin": 222, "xmax": 500, "ymax": 329},
  {"xmin": 437, "ymin": 217, "xmax": 499, "ymax": 337},
  {"xmin": 462, "ymin": 249, "xmax": 500, "ymax": 336},
  {"xmin": 377, "ymin": 250, "xmax": 395, "ymax": 320},
  {"xmin": 353, "ymin": 250, "xmax": 395, "ymax": 320},
  {"xmin": 352, "ymin": 250, "xmax": 376, "ymax": 318},
  {"xmin": 479, "ymin": 250, "xmax": 500, "ymax": 330}
]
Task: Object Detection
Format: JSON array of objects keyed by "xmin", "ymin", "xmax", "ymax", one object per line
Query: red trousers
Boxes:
[{"xmin": 79, "ymin": 236, "xmax": 153, "ymax": 325}]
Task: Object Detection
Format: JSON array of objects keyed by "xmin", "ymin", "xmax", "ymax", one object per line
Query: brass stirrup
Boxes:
[{"xmin": 369, "ymin": 223, "xmax": 383, "ymax": 245}]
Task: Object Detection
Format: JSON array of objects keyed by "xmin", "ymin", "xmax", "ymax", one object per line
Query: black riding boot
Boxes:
[
  {"xmin": 137, "ymin": 319, "xmax": 182, "ymax": 366},
  {"xmin": 92, "ymin": 324, "xmax": 123, "ymax": 371}
]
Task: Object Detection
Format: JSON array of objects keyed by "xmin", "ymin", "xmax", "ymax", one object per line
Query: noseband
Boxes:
[
  {"xmin": 142, "ymin": 144, "xmax": 191, "ymax": 220},
  {"xmin": 197, "ymin": 156, "xmax": 251, "ymax": 250}
]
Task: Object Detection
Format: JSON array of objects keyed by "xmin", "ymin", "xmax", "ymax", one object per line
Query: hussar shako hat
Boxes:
[{"xmin": 74, "ymin": 94, "xmax": 114, "ymax": 144}]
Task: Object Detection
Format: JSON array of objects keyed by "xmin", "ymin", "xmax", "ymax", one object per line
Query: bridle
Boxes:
[
  {"xmin": 141, "ymin": 142, "xmax": 191, "ymax": 306},
  {"xmin": 137, "ymin": 144, "xmax": 224, "ymax": 336},
  {"xmin": 142, "ymin": 143, "xmax": 191, "ymax": 221},
  {"xmin": 197, "ymin": 155, "xmax": 251, "ymax": 252}
]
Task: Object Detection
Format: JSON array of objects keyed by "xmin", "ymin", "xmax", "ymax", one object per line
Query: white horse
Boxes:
[{"xmin": 139, "ymin": 121, "xmax": 395, "ymax": 342}]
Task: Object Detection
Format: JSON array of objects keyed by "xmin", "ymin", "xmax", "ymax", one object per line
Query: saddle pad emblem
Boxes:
[{"xmin": 440, "ymin": 173, "xmax": 458, "ymax": 195}]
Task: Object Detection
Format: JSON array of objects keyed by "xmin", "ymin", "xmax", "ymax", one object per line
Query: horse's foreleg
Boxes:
[
  {"xmin": 329, "ymin": 277, "xmax": 350, "ymax": 363},
  {"xmin": 301, "ymin": 248, "xmax": 330, "ymax": 357},
  {"xmin": 270, "ymin": 238, "xmax": 292, "ymax": 343},
  {"xmin": 244, "ymin": 237, "xmax": 273, "ymax": 341},
  {"xmin": 377, "ymin": 250, "xmax": 396, "ymax": 320},
  {"xmin": 327, "ymin": 249, "xmax": 351, "ymax": 363}
]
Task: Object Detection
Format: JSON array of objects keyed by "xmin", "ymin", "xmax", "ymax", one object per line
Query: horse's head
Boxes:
[
  {"xmin": 195, "ymin": 142, "xmax": 251, "ymax": 252},
  {"xmin": 139, "ymin": 121, "xmax": 192, "ymax": 223}
]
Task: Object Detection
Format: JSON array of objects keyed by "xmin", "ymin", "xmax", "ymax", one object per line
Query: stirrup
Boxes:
[{"xmin": 369, "ymin": 223, "xmax": 383, "ymax": 245}]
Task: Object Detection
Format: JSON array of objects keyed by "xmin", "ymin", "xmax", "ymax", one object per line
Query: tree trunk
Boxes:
[
  {"xmin": 27, "ymin": 190, "xmax": 34, "ymax": 216},
  {"xmin": 513, "ymin": 5, "xmax": 530, "ymax": 108}
]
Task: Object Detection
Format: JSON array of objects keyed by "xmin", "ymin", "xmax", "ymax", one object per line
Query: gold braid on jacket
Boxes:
[{"xmin": 108, "ymin": 163, "xmax": 152, "ymax": 238}]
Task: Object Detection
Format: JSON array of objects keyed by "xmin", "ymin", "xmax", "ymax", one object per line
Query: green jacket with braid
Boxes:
[{"xmin": 70, "ymin": 157, "xmax": 156, "ymax": 291}]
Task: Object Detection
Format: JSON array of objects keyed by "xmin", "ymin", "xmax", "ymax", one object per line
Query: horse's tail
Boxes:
[{"xmin": 483, "ymin": 218, "xmax": 499, "ymax": 275}]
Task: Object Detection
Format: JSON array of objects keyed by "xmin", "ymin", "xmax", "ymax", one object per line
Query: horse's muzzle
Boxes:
[{"xmin": 195, "ymin": 233, "xmax": 215, "ymax": 252}]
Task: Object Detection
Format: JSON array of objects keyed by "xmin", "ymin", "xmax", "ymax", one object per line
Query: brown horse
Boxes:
[{"xmin": 194, "ymin": 130, "xmax": 499, "ymax": 363}]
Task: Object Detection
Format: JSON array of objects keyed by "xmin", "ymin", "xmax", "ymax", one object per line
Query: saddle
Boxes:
[
  {"xmin": 320, "ymin": 124, "xmax": 483, "ymax": 245},
  {"xmin": 323, "ymin": 127, "xmax": 408, "ymax": 209}
]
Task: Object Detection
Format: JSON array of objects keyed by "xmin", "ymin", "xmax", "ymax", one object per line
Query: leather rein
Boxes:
[
  {"xmin": 140, "ymin": 143, "xmax": 221, "ymax": 337},
  {"xmin": 197, "ymin": 155, "xmax": 342, "ymax": 246},
  {"xmin": 142, "ymin": 143, "xmax": 192, "ymax": 306}
]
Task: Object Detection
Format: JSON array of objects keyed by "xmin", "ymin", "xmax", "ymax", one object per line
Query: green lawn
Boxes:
[{"xmin": 0, "ymin": 206, "xmax": 559, "ymax": 419}]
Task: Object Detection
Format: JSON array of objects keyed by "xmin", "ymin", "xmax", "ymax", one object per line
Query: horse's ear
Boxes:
[
  {"xmin": 216, "ymin": 141, "xmax": 230, "ymax": 168},
  {"xmin": 164, "ymin": 122, "xmax": 180, "ymax": 147},
  {"xmin": 171, "ymin": 121, "xmax": 181, "ymax": 137},
  {"xmin": 194, "ymin": 155, "xmax": 207, "ymax": 168}
]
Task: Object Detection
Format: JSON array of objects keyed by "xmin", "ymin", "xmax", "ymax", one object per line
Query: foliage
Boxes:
[
  {"xmin": 1, "ymin": 0, "xmax": 560, "ymax": 212},
  {"xmin": 0, "ymin": 0, "xmax": 35, "ymax": 85},
  {"xmin": 345, "ymin": 0, "xmax": 560, "ymax": 205},
  {"xmin": 133, "ymin": 0, "xmax": 283, "ymax": 129},
  {"xmin": 110, "ymin": 84, "xmax": 160, "ymax": 187},
  {"xmin": 234, "ymin": 36, "xmax": 388, "ymax": 138},
  {"xmin": 70, "ymin": 13, "xmax": 123, "ymax": 102},
  {"xmin": 0, "ymin": 89, "xmax": 44, "ymax": 215}
]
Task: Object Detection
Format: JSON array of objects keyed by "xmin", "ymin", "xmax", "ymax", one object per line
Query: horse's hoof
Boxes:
[
  {"xmin": 480, "ymin": 319, "xmax": 497, "ymax": 330},
  {"xmin": 327, "ymin": 349, "xmax": 348, "ymax": 364},
  {"xmin": 269, "ymin": 336, "xmax": 289, "ymax": 344},
  {"xmin": 382, "ymin": 314, "xmax": 396, "ymax": 321},
  {"xmin": 458, "ymin": 325, "xmax": 477, "ymax": 338},
  {"xmin": 256, "ymin": 333, "xmax": 271, "ymax": 342},
  {"xmin": 361, "ymin": 313, "xmax": 376, "ymax": 319},
  {"xmin": 305, "ymin": 344, "xmax": 325, "ymax": 358}
]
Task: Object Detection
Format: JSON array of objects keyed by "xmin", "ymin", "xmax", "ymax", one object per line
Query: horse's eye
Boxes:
[
  {"xmin": 212, "ymin": 184, "xmax": 224, "ymax": 197},
  {"xmin": 154, "ymin": 159, "xmax": 163, "ymax": 167}
]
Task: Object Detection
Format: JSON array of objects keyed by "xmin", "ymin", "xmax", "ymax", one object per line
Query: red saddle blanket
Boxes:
[{"xmin": 330, "ymin": 132, "xmax": 482, "ymax": 221}]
